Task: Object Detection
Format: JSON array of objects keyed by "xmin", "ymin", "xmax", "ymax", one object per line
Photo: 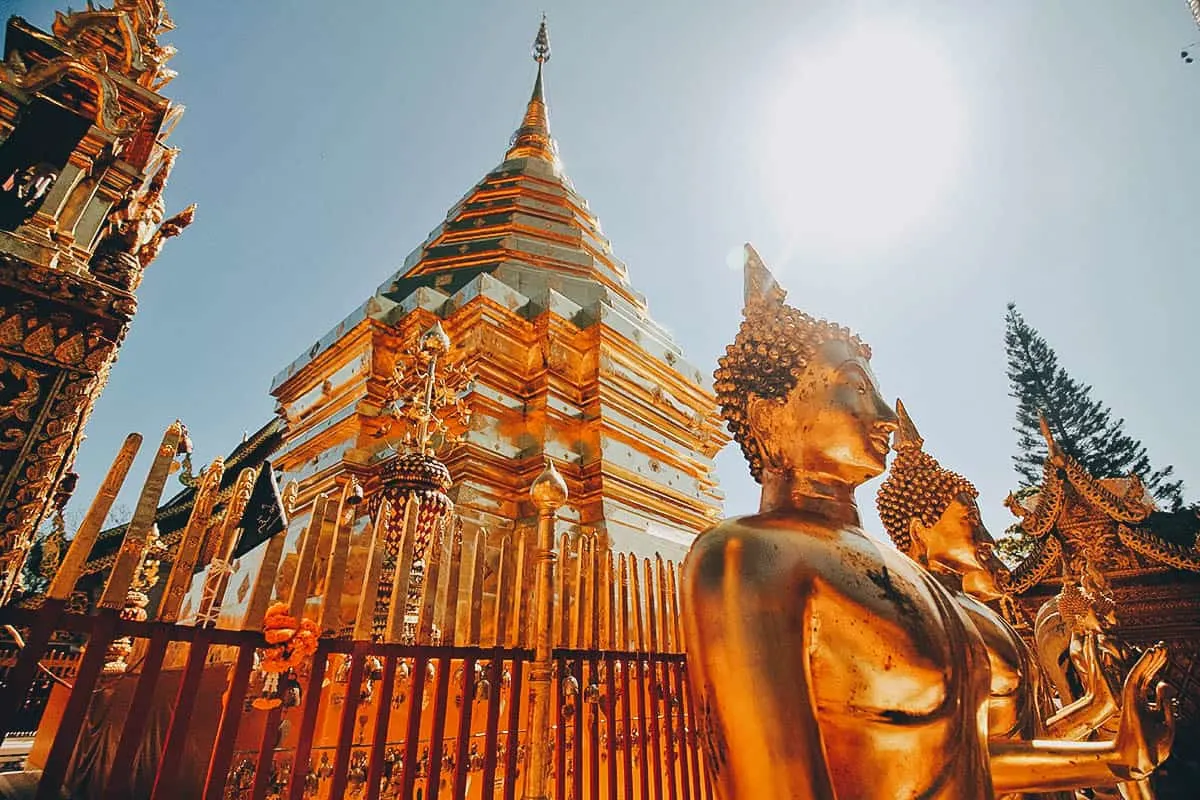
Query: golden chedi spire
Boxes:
[{"xmin": 505, "ymin": 16, "xmax": 559, "ymax": 164}]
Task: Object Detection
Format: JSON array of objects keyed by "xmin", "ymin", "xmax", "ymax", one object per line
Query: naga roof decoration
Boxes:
[
  {"xmin": 1003, "ymin": 415, "xmax": 1200, "ymax": 593},
  {"xmin": 81, "ymin": 417, "xmax": 287, "ymax": 577}
]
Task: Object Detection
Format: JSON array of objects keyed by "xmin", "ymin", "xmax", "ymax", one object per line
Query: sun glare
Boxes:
[{"xmin": 760, "ymin": 22, "xmax": 965, "ymax": 265}]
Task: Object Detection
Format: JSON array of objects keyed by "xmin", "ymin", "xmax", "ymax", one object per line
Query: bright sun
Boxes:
[{"xmin": 760, "ymin": 22, "xmax": 965, "ymax": 263}]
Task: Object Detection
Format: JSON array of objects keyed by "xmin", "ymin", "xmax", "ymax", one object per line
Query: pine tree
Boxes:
[
  {"xmin": 18, "ymin": 525, "xmax": 50, "ymax": 598},
  {"xmin": 1004, "ymin": 302, "xmax": 1184, "ymax": 510}
]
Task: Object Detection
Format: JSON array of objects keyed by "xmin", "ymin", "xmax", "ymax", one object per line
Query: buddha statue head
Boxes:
[
  {"xmin": 1056, "ymin": 557, "xmax": 1119, "ymax": 635},
  {"xmin": 876, "ymin": 400, "xmax": 1010, "ymax": 598},
  {"xmin": 713, "ymin": 244, "xmax": 898, "ymax": 495}
]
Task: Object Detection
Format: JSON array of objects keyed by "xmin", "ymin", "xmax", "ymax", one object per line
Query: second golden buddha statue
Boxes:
[{"xmin": 680, "ymin": 244, "xmax": 1175, "ymax": 800}]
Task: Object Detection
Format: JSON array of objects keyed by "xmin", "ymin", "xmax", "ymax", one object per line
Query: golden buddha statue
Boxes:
[
  {"xmin": 876, "ymin": 401, "xmax": 1146, "ymax": 799},
  {"xmin": 1041, "ymin": 566, "xmax": 1158, "ymax": 800},
  {"xmin": 680, "ymin": 244, "xmax": 1175, "ymax": 800},
  {"xmin": 875, "ymin": 404, "xmax": 1052, "ymax": 740}
]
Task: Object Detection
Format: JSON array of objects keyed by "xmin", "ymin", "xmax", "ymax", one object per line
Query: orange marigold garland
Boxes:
[{"xmin": 252, "ymin": 602, "xmax": 320, "ymax": 710}]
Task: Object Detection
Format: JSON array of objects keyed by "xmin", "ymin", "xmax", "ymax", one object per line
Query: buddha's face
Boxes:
[
  {"xmin": 913, "ymin": 492, "xmax": 1010, "ymax": 599},
  {"xmin": 1072, "ymin": 607, "xmax": 1106, "ymax": 635},
  {"xmin": 751, "ymin": 339, "xmax": 898, "ymax": 486}
]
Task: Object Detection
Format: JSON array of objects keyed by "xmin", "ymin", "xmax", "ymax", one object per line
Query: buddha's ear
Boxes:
[
  {"xmin": 746, "ymin": 395, "xmax": 775, "ymax": 468},
  {"xmin": 747, "ymin": 395, "xmax": 788, "ymax": 470},
  {"xmin": 907, "ymin": 517, "xmax": 930, "ymax": 563},
  {"xmin": 746, "ymin": 395, "xmax": 770, "ymax": 431}
]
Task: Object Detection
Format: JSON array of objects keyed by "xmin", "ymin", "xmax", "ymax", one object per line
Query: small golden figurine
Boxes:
[
  {"xmin": 1040, "ymin": 566, "xmax": 1159, "ymax": 800},
  {"xmin": 681, "ymin": 244, "xmax": 1175, "ymax": 800}
]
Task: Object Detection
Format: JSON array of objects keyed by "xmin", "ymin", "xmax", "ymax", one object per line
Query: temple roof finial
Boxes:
[
  {"xmin": 505, "ymin": 16, "xmax": 558, "ymax": 163},
  {"xmin": 532, "ymin": 14, "xmax": 551, "ymax": 65}
]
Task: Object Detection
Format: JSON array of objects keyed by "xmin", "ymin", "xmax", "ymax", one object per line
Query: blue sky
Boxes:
[{"xmin": 12, "ymin": 1, "xmax": 1200, "ymax": 542}]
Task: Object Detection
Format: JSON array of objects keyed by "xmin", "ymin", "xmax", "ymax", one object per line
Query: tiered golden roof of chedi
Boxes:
[{"xmin": 253, "ymin": 20, "xmax": 725, "ymax": 633}]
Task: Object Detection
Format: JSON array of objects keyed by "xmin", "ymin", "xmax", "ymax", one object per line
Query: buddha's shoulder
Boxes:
[{"xmin": 685, "ymin": 513, "xmax": 871, "ymax": 577}]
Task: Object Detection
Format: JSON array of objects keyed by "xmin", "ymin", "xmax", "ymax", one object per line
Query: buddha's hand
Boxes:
[
  {"xmin": 1111, "ymin": 642, "xmax": 1176, "ymax": 781},
  {"xmin": 1079, "ymin": 634, "xmax": 1119, "ymax": 721}
]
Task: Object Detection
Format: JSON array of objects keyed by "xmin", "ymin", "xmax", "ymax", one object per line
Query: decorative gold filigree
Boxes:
[
  {"xmin": 1004, "ymin": 413, "xmax": 1200, "ymax": 585},
  {"xmin": 52, "ymin": 0, "xmax": 177, "ymax": 90},
  {"xmin": 0, "ymin": 356, "xmax": 44, "ymax": 427},
  {"xmin": 375, "ymin": 322, "xmax": 473, "ymax": 455},
  {"xmin": 1117, "ymin": 523, "xmax": 1200, "ymax": 572},
  {"xmin": 0, "ymin": 50, "xmax": 140, "ymax": 136}
]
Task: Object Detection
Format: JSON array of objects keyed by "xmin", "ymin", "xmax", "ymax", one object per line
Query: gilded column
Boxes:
[{"xmin": 523, "ymin": 459, "xmax": 567, "ymax": 800}]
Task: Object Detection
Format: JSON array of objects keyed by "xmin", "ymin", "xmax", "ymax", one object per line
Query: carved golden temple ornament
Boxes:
[
  {"xmin": 367, "ymin": 321, "xmax": 474, "ymax": 638},
  {"xmin": 0, "ymin": 0, "xmax": 194, "ymax": 602}
]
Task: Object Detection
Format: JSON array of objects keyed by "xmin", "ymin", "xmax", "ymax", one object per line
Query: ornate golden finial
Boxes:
[
  {"xmin": 532, "ymin": 14, "xmax": 551, "ymax": 64},
  {"xmin": 420, "ymin": 320, "xmax": 451, "ymax": 357},
  {"xmin": 506, "ymin": 17, "xmax": 558, "ymax": 162},
  {"xmin": 531, "ymin": 457, "xmax": 568, "ymax": 511},
  {"xmin": 713, "ymin": 244, "xmax": 871, "ymax": 482},
  {"xmin": 378, "ymin": 322, "xmax": 473, "ymax": 455},
  {"xmin": 876, "ymin": 400, "xmax": 978, "ymax": 555}
]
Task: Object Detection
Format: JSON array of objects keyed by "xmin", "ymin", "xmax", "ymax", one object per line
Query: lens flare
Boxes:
[{"xmin": 759, "ymin": 21, "xmax": 965, "ymax": 267}]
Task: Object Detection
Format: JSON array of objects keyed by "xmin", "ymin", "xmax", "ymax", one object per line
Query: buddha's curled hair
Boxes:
[{"xmin": 713, "ymin": 297, "xmax": 870, "ymax": 483}]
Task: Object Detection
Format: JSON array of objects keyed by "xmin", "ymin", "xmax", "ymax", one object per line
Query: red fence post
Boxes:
[
  {"xmin": 425, "ymin": 653, "xmax": 456, "ymax": 799},
  {"xmin": 203, "ymin": 644, "xmax": 258, "ymax": 800},
  {"xmin": 451, "ymin": 656, "xmax": 477, "ymax": 800},
  {"xmin": 285, "ymin": 641, "xmax": 332, "ymax": 800},
  {"xmin": 400, "ymin": 653, "xmax": 430, "ymax": 800},
  {"xmin": 33, "ymin": 611, "xmax": 120, "ymax": 800},
  {"xmin": 501, "ymin": 657, "xmax": 524, "ymax": 800},
  {"xmin": 327, "ymin": 648, "xmax": 368, "ymax": 799},
  {"xmin": 364, "ymin": 654, "xmax": 398, "ymax": 800},
  {"xmin": 479, "ymin": 654, "xmax": 505, "ymax": 800},
  {"xmin": 100, "ymin": 624, "xmax": 174, "ymax": 799},
  {"xmin": 148, "ymin": 626, "xmax": 215, "ymax": 800}
]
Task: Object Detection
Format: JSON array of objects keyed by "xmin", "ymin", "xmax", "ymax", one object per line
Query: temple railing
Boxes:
[
  {"xmin": 0, "ymin": 424, "xmax": 714, "ymax": 799},
  {"xmin": 0, "ymin": 608, "xmax": 712, "ymax": 800}
]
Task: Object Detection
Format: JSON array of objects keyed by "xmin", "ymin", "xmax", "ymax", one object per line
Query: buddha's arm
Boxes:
[
  {"xmin": 991, "ymin": 643, "xmax": 1173, "ymax": 794},
  {"xmin": 1044, "ymin": 691, "xmax": 1117, "ymax": 740},
  {"xmin": 1044, "ymin": 636, "xmax": 1118, "ymax": 739},
  {"xmin": 686, "ymin": 538, "xmax": 837, "ymax": 799},
  {"xmin": 988, "ymin": 738, "xmax": 1124, "ymax": 793}
]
